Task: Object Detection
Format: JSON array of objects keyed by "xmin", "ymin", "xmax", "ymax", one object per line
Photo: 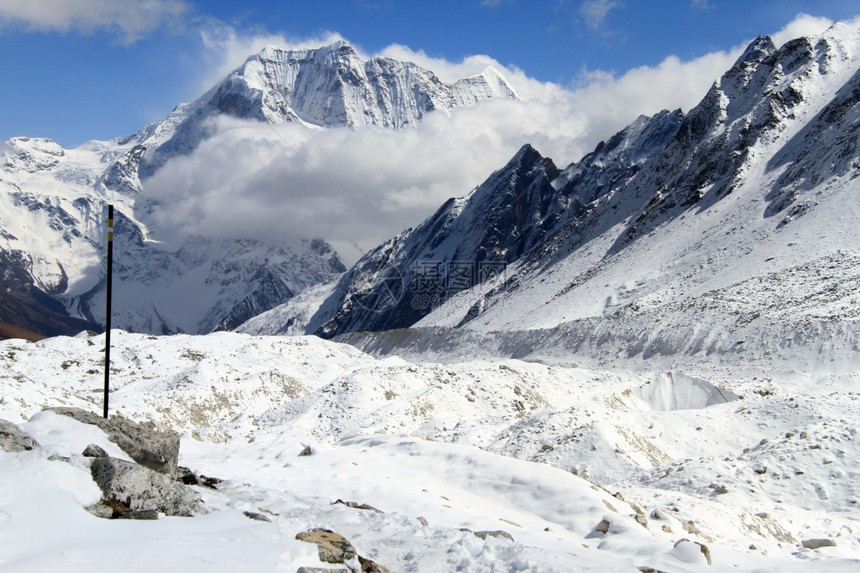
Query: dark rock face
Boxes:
[
  {"xmin": 0, "ymin": 250, "xmax": 98, "ymax": 338},
  {"xmin": 312, "ymin": 144, "xmax": 562, "ymax": 338},
  {"xmin": 0, "ymin": 418, "xmax": 40, "ymax": 452}
]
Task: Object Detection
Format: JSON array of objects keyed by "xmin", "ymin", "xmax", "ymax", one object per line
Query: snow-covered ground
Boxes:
[{"xmin": 2, "ymin": 330, "xmax": 858, "ymax": 571}]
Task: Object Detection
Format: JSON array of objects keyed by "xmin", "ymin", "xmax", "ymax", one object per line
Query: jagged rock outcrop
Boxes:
[
  {"xmin": 48, "ymin": 407, "xmax": 180, "ymax": 476},
  {"xmin": 89, "ymin": 456, "xmax": 201, "ymax": 517}
]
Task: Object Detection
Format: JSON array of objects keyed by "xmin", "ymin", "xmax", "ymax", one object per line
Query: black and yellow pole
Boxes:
[{"xmin": 103, "ymin": 204, "xmax": 114, "ymax": 419}]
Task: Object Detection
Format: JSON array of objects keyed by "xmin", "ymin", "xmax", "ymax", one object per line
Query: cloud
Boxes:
[
  {"xmin": 142, "ymin": 12, "xmax": 840, "ymax": 265},
  {"xmin": 0, "ymin": 0, "xmax": 188, "ymax": 43},
  {"xmin": 770, "ymin": 13, "xmax": 835, "ymax": 47},
  {"xmin": 579, "ymin": 0, "xmax": 621, "ymax": 30}
]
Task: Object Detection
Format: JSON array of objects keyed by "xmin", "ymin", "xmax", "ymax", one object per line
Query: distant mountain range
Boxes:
[
  {"xmin": 2, "ymin": 24, "xmax": 858, "ymax": 353},
  {"xmin": 0, "ymin": 41, "xmax": 518, "ymax": 337},
  {"xmin": 241, "ymin": 23, "xmax": 859, "ymax": 371}
]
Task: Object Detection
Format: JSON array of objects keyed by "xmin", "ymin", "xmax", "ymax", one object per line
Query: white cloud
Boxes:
[
  {"xmin": 580, "ymin": 0, "xmax": 620, "ymax": 30},
  {"xmin": 0, "ymin": 0, "xmax": 188, "ymax": 43},
  {"xmin": 143, "ymin": 12, "xmax": 846, "ymax": 264},
  {"xmin": 770, "ymin": 13, "xmax": 835, "ymax": 47}
]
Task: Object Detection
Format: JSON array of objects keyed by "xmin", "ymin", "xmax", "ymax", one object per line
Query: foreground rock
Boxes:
[
  {"xmin": 0, "ymin": 418, "xmax": 40, "ymax": 452},
  {"xmin": 47, "ymin": 407, "xmax": 179, "ymax": 475},
  {"xmin": 296, "ymin": 528, "xmax": 388, "ymax": 573},
  {"xmin": 88, "ymin": 456, "xmax": 201, "ymax": 518}
]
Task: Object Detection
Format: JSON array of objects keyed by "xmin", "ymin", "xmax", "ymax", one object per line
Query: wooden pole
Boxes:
[{"xmin": 103, "ymin": 204, "xmax": 114, "ymax": 419}]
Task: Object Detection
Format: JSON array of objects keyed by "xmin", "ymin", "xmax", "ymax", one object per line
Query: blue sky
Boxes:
[{"xmin": 1, "ymin": 0, "xmax": 858, "ymax": 148}]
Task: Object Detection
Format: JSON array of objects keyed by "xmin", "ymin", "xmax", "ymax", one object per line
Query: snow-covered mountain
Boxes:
[
  {"xmin": 140, "ymin": 40, "xmax": 519, "ymax": 175},
  {"xmin": 245, "ymin": 23, "xmax": 859, "ymax": 372},
  {"xmin": 0, "ymin": 41, "xmax": 517, "ymax": 337}
]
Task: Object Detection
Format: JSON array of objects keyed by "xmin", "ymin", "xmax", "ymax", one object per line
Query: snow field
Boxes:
[{"xmin": 1, "ymin": 330, "xmax": 858, "ymax": 571}]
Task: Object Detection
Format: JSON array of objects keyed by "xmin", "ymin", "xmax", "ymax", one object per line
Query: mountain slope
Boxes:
[
  {"xmin": 400, "ymin": 23, "xmax": 860, "ymax": 371},
  {"xmin": 245, "ymin": 22, "xmax": 859, "ymax": 373},
  {"xmin": 302, "ymin": 143, "xmax": 563, "ymax": 338}
]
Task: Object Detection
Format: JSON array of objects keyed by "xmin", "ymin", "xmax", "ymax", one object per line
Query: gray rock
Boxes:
[
  {"xmin": 595, "ymin": 519, "xmax": 611, "ymax": 534},
  {"xmin": 474, "ymin": 530, "xmax": 515, "ymax": 542},
  {"xmin": 122, "ymin": 509, "xmax": 159, "ymax": 520},
  {"xmin": 802, "ymin": 538, "xmax": 837, "ymax": 549},
  {"xmin": 90, "ymin": 456, "xmax": 201, "ymax": 517},
  {"xmin": 0, "ymin": 418, "xmax": 40, "ymax": 452},
  {"xmin": 47, "ymin": 407, "xmax": 179, "ymax": 475},
  {"xmin": 243, "ymin": 510, "xmax": 271, "ymax": 522},
  {"xmin": 332, "ymin": 499, "xmax": 383, "ymax": 513},
  {"xmin": 82, "ymin": 443, "xmax": 108, "ymax": 458},
  {"xmin": 84, "ymin": 503, "xmax": 114, "ymax": 519}
]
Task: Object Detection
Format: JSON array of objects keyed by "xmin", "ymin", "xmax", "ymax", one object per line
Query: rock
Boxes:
[
  {"xmin": 90, "ymin": 456, "xmax": 201, "ymax": 517},
  {"xmin": 595, "ymin": 519, "xmax": 611, "ymax": 535},
  {"xmin": 332, "ymin": 499, "xmax": 383, "ymax": 513},
  {"xmin": 175, "ymin": 465, "xmax": 198, "ymax": 484},
  {"xmin": 243, "ymin": 510, "xmax": 271, "ymax": 522},
  {"xmin": 84, "ymin": 503, "xmax": 114, "ymax": 519},
  {"xmin": 474, "ymin": 530, "xmax": 515, "ymax": 542},
  {"xmin": 82, "ymin": 443, "xmax": 108, "ymax": 458},
  {"xmin": 296, "ymin": 529, "xmax": 357, "ymax": 564},
  {"xmin": 299, "ymin": 444, "xmax": 314, "ymax": 456},
  {"xmin": 0, "ymin": 418, "xmax": 40, "ymax": 452},
  {"xmin": 176, "ymin": 465, "xmax": 222, "ymax": 489},
  {"xmin": 802, "ymin": 538, "xmax": 837, "ymax": 549},
  {"xmin": 122, "ymin": 509, "xmax": 159, "ymax": 520},
  {"xmin": 295, "ymin": 529, "xmax": 390, "ymax": 573},
  {"xmin": 47, "ymin": 407, "xmax": 180, "ymax": 476},
  {"xmin": 358, "ymin": 555, "xmax": 389, "ymax": 573}
]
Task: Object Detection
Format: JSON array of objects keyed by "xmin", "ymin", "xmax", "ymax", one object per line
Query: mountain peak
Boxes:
[{"xmin": 733, "ymin": 34, "xmax": 776, "ymax": 68}]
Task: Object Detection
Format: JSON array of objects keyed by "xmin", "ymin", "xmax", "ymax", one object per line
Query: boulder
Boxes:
[
  {"xmin": 90, "ymin": 456, "xmax": 201, "ymax": 517},
  {"xmin": 47, "ymin": 407, "xmax": 179, "ymax": 475},
  {"xmin": 0, "ymin": 418, "xmax": 40, "ymax": 452},
  {"xmin": 295, "ymin": 529, "xmax": 389, "ymax": 572},
  {"xmin": 802, "ymin": 538, "xmax": 837, "ymax": 549},
  {"xmin": 296, "ymin": 529, "xmax": 357, "ymax": 564},
  {"xmin": 474, "ymin": 530, "xmax": 515, "ymax": 542},
  {"xmin": 82, "ymin": 443, "xmax": 108, "ymax": 458}
]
